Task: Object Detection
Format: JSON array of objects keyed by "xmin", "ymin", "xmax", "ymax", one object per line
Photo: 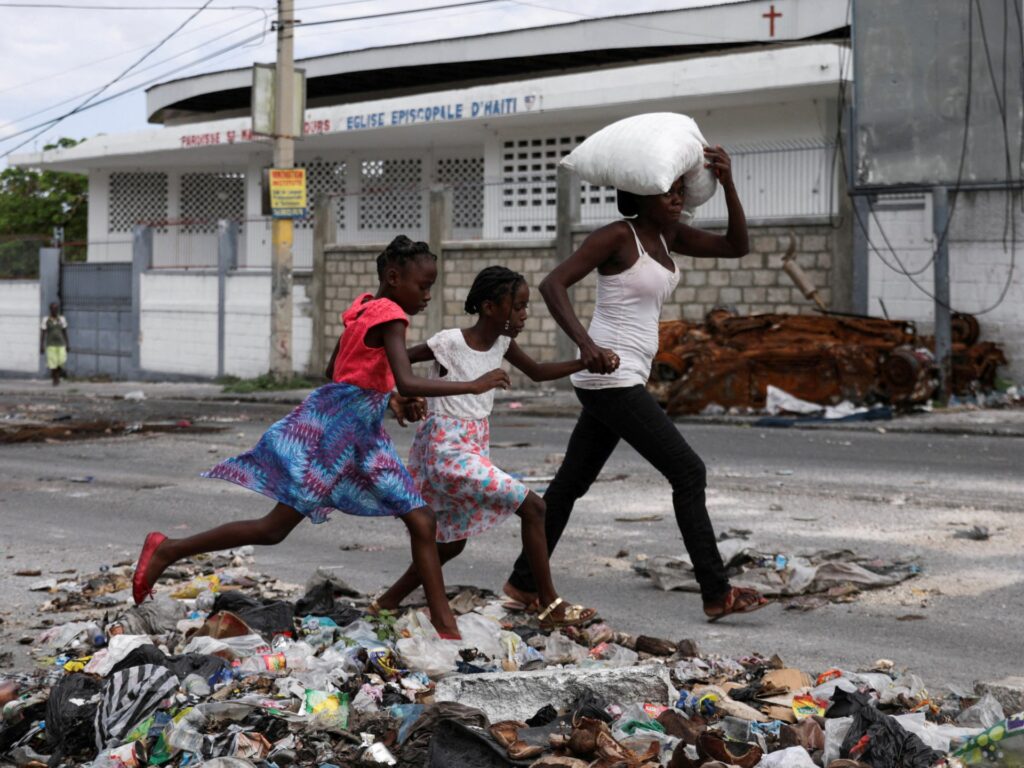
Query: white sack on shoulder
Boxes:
[{"xmin": 560, "ymin": 113, "xmax": 718, "ymax": 206}]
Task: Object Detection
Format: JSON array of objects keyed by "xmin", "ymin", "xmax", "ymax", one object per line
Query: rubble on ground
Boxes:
[
  {"xmin": 1, "ymin": 552, "xmax": 1020, "ymax": 767},
  {"xmin": 632, "ymin": 540, "xmax": 921, "ymax": 612},
  {"xmin": 648, "ymin": 309, "xmax": 1010, "ymax": 416}
]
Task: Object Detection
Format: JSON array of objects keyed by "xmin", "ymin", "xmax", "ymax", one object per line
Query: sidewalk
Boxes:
[{"xmin": 2, "ymin": 377, "xmax": 1023, "ymax": 437}]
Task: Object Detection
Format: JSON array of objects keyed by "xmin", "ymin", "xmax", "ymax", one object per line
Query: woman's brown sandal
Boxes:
[
  {"xmin": 703, "ymin": 587, "xmax": 768, "ymax": 623},
  {"xmin": 538, "ymin": 597, "xmax": 598, "ymax": 630}
]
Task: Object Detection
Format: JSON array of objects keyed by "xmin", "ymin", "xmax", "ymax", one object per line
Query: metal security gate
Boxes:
[{"xmin": 60, "ymin": 261, "xmax": 134, "ymax": 378}]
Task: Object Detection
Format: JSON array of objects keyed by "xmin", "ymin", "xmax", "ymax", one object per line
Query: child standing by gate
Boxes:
[
  {"xmin": 40, "ymin": 302, "xmax": 69, "ymax": 386},
  {"xmin": 131, "ymin": 237, "xmax": 509, "ymax": 640}
]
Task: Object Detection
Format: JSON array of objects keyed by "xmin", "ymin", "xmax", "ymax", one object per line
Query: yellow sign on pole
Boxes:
[{"xmin": 268, "ymin": 168, "xmax": 307, "ymax": 218}]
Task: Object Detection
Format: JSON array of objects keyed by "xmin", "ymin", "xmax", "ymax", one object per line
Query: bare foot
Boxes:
[
  {"xmin": 433, "ymin": 620, "xmax": 461, "ymax": 641},
  {"xmin": 502, "ymin": 581, "xmax": 540, "ymax": 611}
]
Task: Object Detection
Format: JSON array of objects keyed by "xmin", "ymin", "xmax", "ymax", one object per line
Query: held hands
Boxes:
[
  {"xmin": 704, "ymin": 145, "xmax": 734, "ymax": 187},
  {"xmin": 388, "ymin": 393, "xmax": 427, "ymax": 427},
  {"xmin": 472, "ymin": 368, "xmax": 511, "ymax": 394},
  {"xmin": 580, "ymin": 341, "xmax": 620, "ymax": 375}
]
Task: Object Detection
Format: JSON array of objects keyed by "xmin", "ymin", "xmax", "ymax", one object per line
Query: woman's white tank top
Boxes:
[{"xmin": 571, "ymin": 221, "xmax": 680, "ymax": 390}]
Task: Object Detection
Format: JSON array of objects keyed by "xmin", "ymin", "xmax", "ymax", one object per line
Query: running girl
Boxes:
[
  {"xmin": 371, "ymin": 266, "xmax": 605, "ymax": 630},
  {"xmin": 131, "ymin": 236, "xmax": 509, "ymax": 640}
]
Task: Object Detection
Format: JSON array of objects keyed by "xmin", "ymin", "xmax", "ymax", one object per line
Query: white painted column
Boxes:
[{"xmin": 245, "ymin": 153, "xmax": 271, "ymax": 268}]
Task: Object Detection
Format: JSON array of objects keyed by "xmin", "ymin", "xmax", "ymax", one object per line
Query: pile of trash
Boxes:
[
  {"xmin": 1, "ymin": 551, "xmax": 1021, "ymax": 767},
  {"xmin": 648, "ymin": 309, "xmax": 1009, "ymax": 416},
  {"xmin": 633, "ymin": 538, "xmax": 922, "ymax": 612}
]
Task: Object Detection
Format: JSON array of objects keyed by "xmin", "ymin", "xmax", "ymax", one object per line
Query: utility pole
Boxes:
[{"xmin": 270, "ymin": 0, "xmax": 295, "ymax": 379}]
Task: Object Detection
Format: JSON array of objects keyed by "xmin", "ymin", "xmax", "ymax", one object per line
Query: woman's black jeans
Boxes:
[{"xmin": 507, "ymin": 385, "xmax": 730, "ymax": 602}]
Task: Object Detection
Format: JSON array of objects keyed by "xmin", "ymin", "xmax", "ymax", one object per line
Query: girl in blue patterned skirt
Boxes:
[{"xmin": 130, "ymin": 237, "xmax": 509, "ymax": 639}]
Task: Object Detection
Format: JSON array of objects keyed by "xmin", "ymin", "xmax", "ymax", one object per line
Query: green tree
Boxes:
[{"xmin": 0, "ymin": 138, "xmax": 88, "ymax": 275}]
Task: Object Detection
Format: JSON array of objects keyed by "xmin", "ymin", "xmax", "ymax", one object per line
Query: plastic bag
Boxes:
[
  {"xmin": 454, "ymin": 613, "xmax": 504, "ymax": 659},
  {"xmin": 304, "ymin": 689, "xmax": 349, "ymax": 731},
  {"xmin": 395, "ymin": 635, "xmax": 459, "ymax": 677},
  {"xmin": 171, "ymin": 573, "xmax": 220, "ymax": 599},
  {"xmin": 959, "ymin": 694, "xmax": 1008, "ymax": 729},
  {"xmin": 757, "ymin": 746, "xmax": 817, "ymax": 768},
  {"xmin": 542, "ymin": 631, "xmax": 588, "ymax": 665}
]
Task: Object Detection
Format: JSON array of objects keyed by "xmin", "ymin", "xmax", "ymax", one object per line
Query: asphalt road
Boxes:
[{"xmin": 1, "ymin": 394, "xmax": 1021, "ymax": 691}]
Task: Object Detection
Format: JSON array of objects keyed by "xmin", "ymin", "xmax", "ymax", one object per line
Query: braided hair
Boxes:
[
  {"xmin": 376, "ymin": 235, "xmax": 436, "ymax": 280},
  {"xmin": 464, "ymin": 266, "xmax": 526, "ymax": 315}
]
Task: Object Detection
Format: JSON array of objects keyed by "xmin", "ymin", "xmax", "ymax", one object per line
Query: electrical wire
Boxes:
[
  {"xmin": 1, "ymin": 29, "xmax": 265, "ymax": 157},
  {"xmin": 0, "ymin": 6, "xmax": 268, "ymax": 98},
  {"xmin": 0, "ymin": 2, "xmax": 267, "ymax": 8},
  {"xmin": 1, "ymin": 0, "xmax": 216, "ymax": 158},
  {"xmin": 506, "ymin": 0, "xmax": 769, "ymax": 44},
  {"xmin": 846, "ymin": 0, "xmax": 1021, "ymax": 317},
  {"xmin": 0, "ymin": 12, "xmax": 269, "ymax": 129},
  {"xmin": 291, "ymin": 0, "xmax": 508, "ymax": 29}
]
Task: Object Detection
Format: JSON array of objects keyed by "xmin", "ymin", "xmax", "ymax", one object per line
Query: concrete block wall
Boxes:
[
  {"xmin": 662, "ymin": 224, "xmax": 836, "ymax": 322},
  {"xmin": 321, "ymin": 222, "xmax": 837, "ymax": 388},
  {"xmin": 140, "ymin": 271, "xmax": 219, "ymax": 376},
  {"xmin": 223, "ymin": 274, "xmax": 313, "ymax": 378},
  {"xmin": 0, "ymin": 281, "xmax": 43, "ymax": 374},
  {"xmin": 139, "ymin": 270, "xmax": 313, "ymax": 378}
]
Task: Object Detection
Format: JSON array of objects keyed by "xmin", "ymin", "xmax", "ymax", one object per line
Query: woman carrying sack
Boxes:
[{"xmin": 503, "ymin": 135, "xmax": 768, "ymax": 622}]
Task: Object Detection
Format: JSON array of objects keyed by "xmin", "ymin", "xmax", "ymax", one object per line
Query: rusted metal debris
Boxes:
[{"xmin": 648, "ymin": 309, "xmax": 1007, "ymax": 415}]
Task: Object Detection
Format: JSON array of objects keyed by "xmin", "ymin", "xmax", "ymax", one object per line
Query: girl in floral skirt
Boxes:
[
  {"xmin": 130, "ymin": 237, "xmax": 509, "ymax": 640},
  {"xmin": 372, "ymin": 266, "xmax": 611, "ymax": 630}
]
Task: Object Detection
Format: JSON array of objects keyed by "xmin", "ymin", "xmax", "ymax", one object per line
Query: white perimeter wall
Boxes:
[
  {"xmin": 140, "ymin": 270, "xmax": 312, "ymax": 378},
  {"xmin": 0, "ymin": 281, "xmax": 42, "ymax": 373},
  {"xmin": 868, "ymin": 190, "xmax": 1024, "ymax": 384}
]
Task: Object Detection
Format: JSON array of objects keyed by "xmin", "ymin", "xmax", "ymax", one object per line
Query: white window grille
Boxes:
[
  {"xmin": 436, "ymin": 156, "xmax": 484, "ymax": 235},
  {"xmin": 180, "ymin": 172, "xmax": 245, "ymax": 233},
  {"xmin": 358, "ymin": 158, "xmax": 423, "ymax": 232},
  {"xmin": 298, "ymin": 159, "xmax": 346, "ymax": 230},
  {"xmin": 696, "ymin": 139, "xmax": 836, "ymax": 222},
  {"xmin": 496, "ymin": 135, "xmax": 615, "ymax": 237},
  {"xmin": 108, "ymin": 172, "xmax": 168, "ymax": 233}
]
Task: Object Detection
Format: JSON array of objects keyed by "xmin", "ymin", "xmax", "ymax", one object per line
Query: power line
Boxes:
[
  {"xmin": 0, "ymin": 6, "xmax": 267, "ymax": 97},
  {"xmin": 845, "ymin": 0, "xmax": 1020, "ymax": 318},
  {"xmin": 1, "ymin": 0, "xmax": 216, "ymax": 159},
  {"xmin": 292, "ymin": 0, "xmax": 508, "ymax": 29},
  {"xmin": 0, "ymin": 2, "xmax": 267, "ymax": 8},
  {"xmin": 2, "ymin": 31, "xmax": 273, "ymax": 159},
  {"xmin": 1, "ymin": 12, "xmax": 268, "ymax": 129}
]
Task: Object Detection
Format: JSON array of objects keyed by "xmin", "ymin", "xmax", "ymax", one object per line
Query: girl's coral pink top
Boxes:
[{"xmin": 332, "ymin": 293, "xmax": 408, "ymax": 393}]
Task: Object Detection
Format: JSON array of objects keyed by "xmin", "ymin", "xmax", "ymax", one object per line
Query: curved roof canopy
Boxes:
[{"xmin": 146, "ymin": 0, "xmax": 849, "ymax": 124}]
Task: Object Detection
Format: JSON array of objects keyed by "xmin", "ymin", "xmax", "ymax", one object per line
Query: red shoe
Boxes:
[{"xmin": 132, "ymin": 532, "xmax": 167, "ymax": 605}]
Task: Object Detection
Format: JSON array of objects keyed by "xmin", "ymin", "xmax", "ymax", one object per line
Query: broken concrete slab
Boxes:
[
  {"xmin": 975, "ymin": 677, "xmax": 1024, "ymax": 715},
  {"xmin": 434, "ymin": 664, "xmax": 675, "ymax": 723}
]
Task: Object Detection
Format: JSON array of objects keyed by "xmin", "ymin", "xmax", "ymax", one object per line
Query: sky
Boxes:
[{"xmin": 0, "ymin": 0, "xmax": 698, "ymax": 164}]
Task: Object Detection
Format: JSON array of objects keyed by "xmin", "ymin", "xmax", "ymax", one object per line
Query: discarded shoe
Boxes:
[
  {"xmin": 657, "ymin": 709, "xmax": 706, "ymax": 744},
  {"xmin": 698, "ymin": 732, "xmax": 764, "ymax": 768},
  {"xmin": 780, "ymin": 716, "xmax": 825, "ymax": 751},
  {"xmin": 490, "ymin": 720, "xmax": 527, "ymax": 748}
]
